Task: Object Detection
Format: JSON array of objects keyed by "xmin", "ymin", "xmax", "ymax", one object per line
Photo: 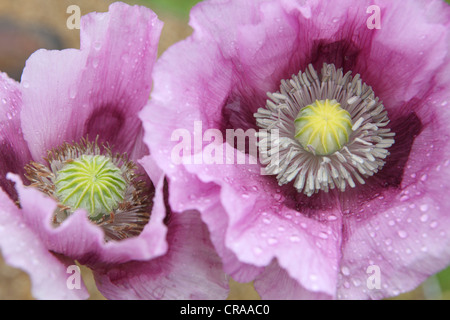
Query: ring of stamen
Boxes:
[
  {"xmin": 24, "ymin": 137, "xmax": 152, "ymax": 241},
  {"xmin": 254, "ymin": 63, "xmax": 395, "ymax": 196}
]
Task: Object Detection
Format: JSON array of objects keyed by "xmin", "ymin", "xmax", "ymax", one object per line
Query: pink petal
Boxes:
[
  {"xmin": 0, "ymin": 186, "xmax": 88, "ymax": 299},
  {"xmin": 8, "ymin": 172, "xmax": 168, "ymax": 268},
  {"xmin": 0, "ymin": 72, "xmax": 32, "ymax": 200},
  {"xmin": 338, "ymin": 92, "xmax": 450, "ymax": 299},
  {"xmin": 20, "ymin": 2, "xmax": 162, "ymax": 162},
  {"xmin": 182, "ymin": 148, "xmax": 341, "ymax": 296}
]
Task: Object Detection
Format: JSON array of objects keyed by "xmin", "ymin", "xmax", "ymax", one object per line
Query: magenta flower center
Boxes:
[{"xmin": 254, "ymin": 63, "xmax": 395, "ymax": 196}]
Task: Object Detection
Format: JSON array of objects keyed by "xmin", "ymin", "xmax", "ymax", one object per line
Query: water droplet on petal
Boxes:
[
  {"xmin": 398, "ymin": 230, "xmax": 408, "ymax": 239},
  {"xmin": 327, "ymin": 214, "xmax": 338, "ymax": 221},
  {"xmin": 309, "ymin": 274, "xmax": 318, "ymax": 281},
  {"xmin": 319, "ymin": 231, "xmax": 328, "ymax": 239},
  {"xmin": 420, "ymin": 204, "xmax": 429, "ymax": 212},
  {"xmin": 93, "ymin": 41, "xmax": 102, "ymax": 50},
  {"xmin": 341, "ymin": 266, "xmax": 350, "ymax": 276},
  {"xmin": 22, "ymin": 81, "xmax": 29, "ymax": 88},
  {"xmin": 352, "ymin": 279, "xmax": 361, "ymax": 287},
  {"xmin": 253, "ymin": 247, "xmax": 263, "ymax": 255}
]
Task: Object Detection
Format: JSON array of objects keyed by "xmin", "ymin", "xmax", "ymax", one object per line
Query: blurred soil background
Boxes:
[{"xmin": 0, "ymin": 0, "xmax": 449, "ymax": 300}]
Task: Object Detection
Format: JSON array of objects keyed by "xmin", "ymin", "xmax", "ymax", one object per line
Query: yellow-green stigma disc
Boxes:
[
  {"xmin": 54, "ymin": 155, "xmax": 126, "ymax": 219},
  {"xmin": 294, "ymin": 99, "xmax": 353, "ymax": 156}
]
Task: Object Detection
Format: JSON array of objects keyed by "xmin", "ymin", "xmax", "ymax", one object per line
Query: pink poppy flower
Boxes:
[
  {"xmin": 141, "ymin": 0, "xmax": 450, "ymax": 299},
  {"xmin": 0, "ymin": 2, "xmax": 227, "ymax": 299}
]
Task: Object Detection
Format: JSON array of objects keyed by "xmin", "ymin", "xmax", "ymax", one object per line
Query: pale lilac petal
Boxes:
[
  {"xmin": 0, "ymin": 187, "xmax": 88, "ymax": 299},
  {"xmin": 21, "ymin": 2, "xmax": 162, "ymax": 162},
  {"xmin": 182, "ymin": 146, "xmax": 342, "ymax": 296},
  {"xmin": 8, "ymin": 173, "xmax": 168, "ymax": 267},
  {"xmin": 254, "ymin": 260, "xmax": 332, "ymax": 300},
  {"xmin": 143, "ymin": 0, "xmax": 450, "ymax": 300},
  {"xmin": 93, "ymin": 211, "xmax": 229, "ymax": 300},
  {"xmin": 359, "ymin": 0, "xmax": 450, "ymax": 109},
  {"xmin": 0, "ymin": 72, "xmax": 32, "ymax": 200},
  {"xmin": 338, "ymin": 89, "xmax": 450, "ymax": 299}
]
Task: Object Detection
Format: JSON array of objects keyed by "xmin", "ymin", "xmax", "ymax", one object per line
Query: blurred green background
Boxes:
[{"xmin": 0, "ymin": 0, "xmax": 449, "ymax": 300}]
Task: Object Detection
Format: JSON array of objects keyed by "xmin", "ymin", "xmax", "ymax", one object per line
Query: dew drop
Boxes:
[
  {"xmin": 93, "ymin": 41, "xmax": 102, "ymax": 50},
  {"xmin": 289, "ymin": 235, "xmax": 300, "ymax": 242},
  {"xmin": 420, "ymin": 214, "xmax": 429, "ymax": 222},
  {"xmin": 352, "ymin": 279, "xmax": 361, "ymax": 287},
  {"xmin": 309, "ymin": 274, "xmax": 318, "ymax": 281},
  {"xmin": 273, "ymin": 193, "xmax": 283, "ymax": 201},
  {"xmin": 419, "ymin": 204, "xmax": 429, "ymax": 212},
  {"xmin": 267, "ymin": 238, "xmax": 278, "ymax": 245},
  {"xmin": 318, "ymin": 231, "xmax": 329, "ymax": 239},
  {"xmin": 22, "ymin": 81, "xmax": 29, "ymax": 88},
  {"xmin": 398, "ymin": 230, "xmax": 408, "ymax": 239},
  {"xmin": 327, "ymin": 214, "xmax": 338, "ymax": 221},
  {"xmin": 1, "ymin": 98, "xmax": 6, "ymax": 104},
  {"xmin": 253, "ymin": 247, "xmax": 263, "ymax": 255},
  {"xmin": 430, "ymin": 221, "xmax": 438, "ymax": 229},
  {"xmin": 69, "ymin": 87, "xmax": 77, "ymax": 99},
  {"xmin": 341, "ymin": 266, "xmax": 350, "ymax": 276}
]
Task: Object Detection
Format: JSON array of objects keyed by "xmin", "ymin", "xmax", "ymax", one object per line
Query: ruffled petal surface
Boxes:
[
  {"xmin": 4, "ymin": 1, "xmax": 168, "ymax": 279},
  {"xmin": 0, "ymin": 187, "xmax": 88, "ymax": 299},
  {"xmin": 142, "ymin": 0, "xmax": 450, "ymax": 299},
  {"xmin": 181, "ymin": 147, "xmax": 342, "ymax": 296},
  {"xmin": 20, "ymin": 2, "xmax": 162, "ymax": 162},
  {"xmin": 0, "ymin": 73, "xmax": 32, "ymax": 200},
  {"xmin": 8, "ymin": 171, "xmax": 168, "ymax": 268},
  {"xmin": 93, "ymin": 210, "xmax": 229, "ymax": 300}
]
